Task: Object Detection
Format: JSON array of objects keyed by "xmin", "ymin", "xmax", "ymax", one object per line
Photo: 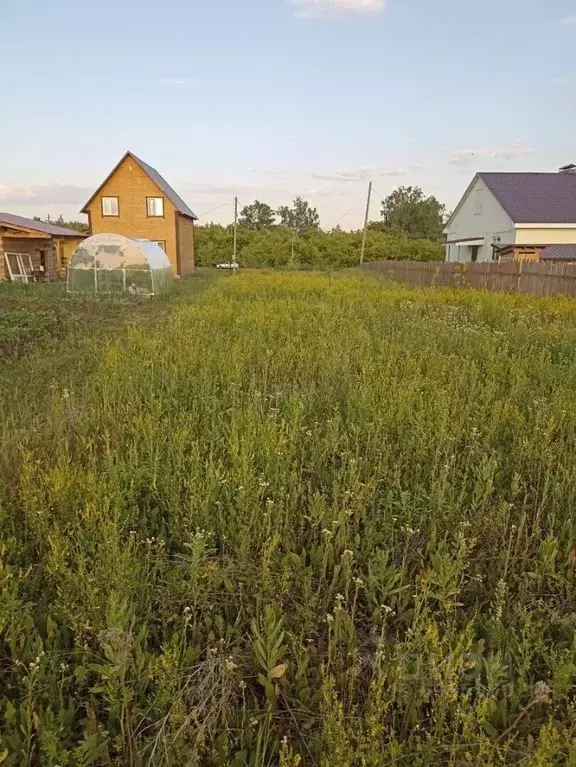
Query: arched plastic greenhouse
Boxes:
[{"xmin": 66, "ymin": 234, "xmax": 173, "ymax": 296}]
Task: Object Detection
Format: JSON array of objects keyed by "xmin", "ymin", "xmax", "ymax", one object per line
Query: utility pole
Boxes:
[
  {"xmin": 231, "ymin": 196, "xmax": 238, "ymax": 276},
  {"xmin": 360, "ymin": 181, "xmax": 372, "ymax": 264}
]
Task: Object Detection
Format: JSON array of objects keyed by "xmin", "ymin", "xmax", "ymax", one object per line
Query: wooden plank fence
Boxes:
[{"xmin": 360, "ymin": 260, "xmax": 576, "ymax": 298}]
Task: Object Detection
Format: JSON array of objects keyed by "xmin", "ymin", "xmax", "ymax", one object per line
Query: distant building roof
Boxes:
[
  {"xmin": 479, "ymin": 172, "xmax": 576, "ymax": 224},
  {"xmin": 0, "ymin": 211, "xmax": 86, "ymax": 237},
  {"xmin": 540, "ymin": 244, "xmax": 576, "ymax": 261},
  {"xmin": 81, "ymin": 151, "xmax": 198, "ymax": 220}
]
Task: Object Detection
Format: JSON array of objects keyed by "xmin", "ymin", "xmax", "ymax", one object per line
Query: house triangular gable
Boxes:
[
  {"xmin": 443, "ymin": 174, "xmax": 481, "ymax": 232},
  {"xmin": 444, "ymin": 173, "xmax": 514, "ymax": 233},
  {"xmin": 81, "ymin": 152, "xmax": 197, "ymax": 220}
]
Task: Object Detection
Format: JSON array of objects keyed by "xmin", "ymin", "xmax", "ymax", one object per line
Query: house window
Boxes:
[
  {"xmin": 154, "ymin": 241, "xmax": 166, "ymax": 251},
  {"xmin": 470, "ymin": 245, "xmax": 479, "ymax": 263},
  {"xmin": 102, "ymin": 196, "xmax": 119, "ymax": 216},
  {"xmin": 147, "ymin": 197, "xmax": 164, "ymax": 217}
]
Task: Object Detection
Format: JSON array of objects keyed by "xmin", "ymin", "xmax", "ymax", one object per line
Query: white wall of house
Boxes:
[
  {"xmin": 515, "ymin": 226, "xmax": 576, "ymax": 245},
  {"xmin": 444, "ymin": 176, "xmax": 515, "ymax": 262}
]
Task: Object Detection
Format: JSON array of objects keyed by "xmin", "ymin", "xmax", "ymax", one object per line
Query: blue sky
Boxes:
[{"xmin": 1, "ymin": 0, "xmax": 575, "ymax": 228}]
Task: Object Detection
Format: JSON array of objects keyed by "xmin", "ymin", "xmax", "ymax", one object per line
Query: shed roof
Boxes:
[
  {"xmin": 540, "ymin": 244, "xmax": 576, "ymax": 261},
  {"xmin": 81, "ymin": 151, "xmax": 198, "ymax": 220},
  {"xmin": 479, "ymin": 172, "xmax": 576, "ymax": 224},
  {"xmin": 0, "ymin": 211, "xmax": 86, "ymax": 237}
]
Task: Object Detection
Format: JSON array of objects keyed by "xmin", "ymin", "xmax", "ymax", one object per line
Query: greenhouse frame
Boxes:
[{"xmin": 66, "ymin": 234, "xmax": 173, "ymax": 296}]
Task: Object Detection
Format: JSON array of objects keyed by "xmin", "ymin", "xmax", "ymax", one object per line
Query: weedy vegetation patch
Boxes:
[{"xmin": 1, "ymin": 272, "xmax": 576, "ymax": 765}]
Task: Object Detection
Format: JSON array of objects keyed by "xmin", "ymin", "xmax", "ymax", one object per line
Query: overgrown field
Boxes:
[{"xmin": 2, "ymin": 273, "xmax": 576, "ymax": 765}]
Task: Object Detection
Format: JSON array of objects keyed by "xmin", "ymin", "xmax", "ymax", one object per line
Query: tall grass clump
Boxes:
[{"xmin": 1, "ymin": 272, "xmax": 576, "ymax": 765}]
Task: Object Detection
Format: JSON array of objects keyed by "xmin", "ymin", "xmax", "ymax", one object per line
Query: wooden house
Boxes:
[
  {"xmin": 81, "ymin": 152, "xmax": 198, "ymax": 276},
  {"xmin": 0, "ymin": 213, "xmax": 86, "ymax": 282}
]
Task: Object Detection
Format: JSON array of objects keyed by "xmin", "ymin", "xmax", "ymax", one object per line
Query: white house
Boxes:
[{"xmin": 444, "ymin": 165, "xmax": 576, "ymax": 263}]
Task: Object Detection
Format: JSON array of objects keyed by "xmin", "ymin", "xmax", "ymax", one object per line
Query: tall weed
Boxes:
[{"xmin": 1, "ymin": 273, "xmax": 576, "ymax": 764}]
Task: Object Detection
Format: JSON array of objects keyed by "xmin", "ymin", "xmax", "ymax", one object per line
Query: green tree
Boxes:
[
  {"xmin": 238, "ymin": 200, "xmax": 276, "ymax": 230},
  {"xmin": 380, "ymin": 186, "xmax": 445, "ymax": 241},
  {"xmin": 277, "ymin": 197, "xmax": 320, "ymax": 235},
  {"xmin": 39, "ymin": 214, "xmax": 89, "ymax": 233}
]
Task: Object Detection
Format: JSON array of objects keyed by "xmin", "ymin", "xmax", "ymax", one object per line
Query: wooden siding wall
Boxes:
[
  {"xmin": 177, "ymin": 215, "xmax": 195, "ymax": 276},
  {"xmin": 86, "ymin": 156, "xmax": 179, "ymax": 273},
  {"xmin": 361, "ymin": 260, "xmax": 576, "ymax": 298},
  {"xmin": 58, "ymin": 238, "xmax": 84, "ymax": 276}
]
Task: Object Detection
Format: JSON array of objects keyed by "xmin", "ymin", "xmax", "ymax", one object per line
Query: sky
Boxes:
[{"xmin": 1, "ymin": 0, "xmax": 575, "ymax": 229}]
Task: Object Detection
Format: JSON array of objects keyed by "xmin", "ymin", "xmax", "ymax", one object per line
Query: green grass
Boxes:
[{"xmin": 1, "ymin": 271, "xmax": 576, "ymax": 765}]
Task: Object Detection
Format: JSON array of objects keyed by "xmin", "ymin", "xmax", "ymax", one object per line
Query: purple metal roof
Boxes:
[
  {"xmin": 130, "ymin": 154, "xmax": 198, "ymax": 220},
  {"xmin": 479, "ymin": 172, "xmax": 576, "ymax": 224},
  {"xmin": 540, "ymin": 244, "xmax": 576, "ymax": 261},
  {"xmin": 0, "ymin": 211, "xmax": 86, "ymax": 237}
]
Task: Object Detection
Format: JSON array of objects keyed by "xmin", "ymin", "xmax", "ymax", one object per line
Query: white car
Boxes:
[{"xmin": 216, "ymin": 262, "xmax": 240, "ymax": 270}]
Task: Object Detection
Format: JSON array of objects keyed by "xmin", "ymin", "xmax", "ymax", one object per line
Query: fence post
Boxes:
[{"xmin": 516, "ymin": 259, "xmax": 523, "ymax": 293}]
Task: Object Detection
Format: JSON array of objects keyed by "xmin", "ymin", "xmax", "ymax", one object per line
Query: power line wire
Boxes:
[
  {"xmin": 332, "ymin": 194, "xmax": 366, "ymax": 228},
  {"xmin": 194, "ymin": 201, "xmax": 235, "ymax": 217},
  {"xmin": 371, "ymin": 187, "xmax": 387, "ymax": 204}
]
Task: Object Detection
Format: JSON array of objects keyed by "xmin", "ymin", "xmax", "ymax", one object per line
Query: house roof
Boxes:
[
  {"xmin": 0, "ymin": 211, "xmax": 86, "ymax": 238},
  {"xmin": 479, "ymin": 172, "xmax": 576, "ymax": 224},
  {"xmin": 81, "ymin": 151, "xmax": 198, "ymax": 220},
  {"xmin": 540, "ymin": 244, "xmax": 576, "ymax": 261}
]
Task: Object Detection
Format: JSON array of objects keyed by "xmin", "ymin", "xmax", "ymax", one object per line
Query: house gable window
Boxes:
[
  {"xmin": 147, "ymin": 197, "xmax": 164, "ymax": 217},
  {"xmin": 102, "ymin": 196, "xmax": 119, "ymax": 216}
]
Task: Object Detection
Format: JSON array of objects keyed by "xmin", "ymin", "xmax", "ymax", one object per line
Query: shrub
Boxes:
[{"xmin": 194, "ymin": 225, "xmax": 444, "ymax": 268}]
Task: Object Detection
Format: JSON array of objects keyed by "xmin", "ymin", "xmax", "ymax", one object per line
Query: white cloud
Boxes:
[
  {"xmin": 312, "ymin": 164, "xmax": 419, "ymax": 182},
  {"xmin": 561, "ymin": 15, "xmax": 576, "ymax": 24},
  {"xmin": 304, "ymin": 187, "xmax": 351, "ymax": 196},
  {"xmin": 552, "ymin": 76, "xmax": 576, "ymax": 89},
  {"xmin": 289, "ymin": 0, "xmax": 386, "ymax": 18},
  {"xmin": 159, "ymin": 77, "xmax": 197, "ymax": 87},
  {"xmin": 0, "ymin": 184, "xmax": 92, "ymax": 207},
  {"xmin": 448, "ymin": 146, "xmax": 533, "ymax": 167},
  {"xmin": 182, "ymin": 182, "xmax": 350, "ymax": 201}
]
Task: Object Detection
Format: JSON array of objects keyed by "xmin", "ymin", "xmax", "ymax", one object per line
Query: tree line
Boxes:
[
  {"xmin": 237, "ymin": 186, "xmax": 445, "ymax": 240},
  {"xmin": 196, "ymin": 186, "xmax": 446, "ymax": 268}
]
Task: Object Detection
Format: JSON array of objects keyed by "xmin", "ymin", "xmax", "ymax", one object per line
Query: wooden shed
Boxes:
[{"xmin": 0, "ymin": 212, "xmax": 86, "ymax": 282}]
